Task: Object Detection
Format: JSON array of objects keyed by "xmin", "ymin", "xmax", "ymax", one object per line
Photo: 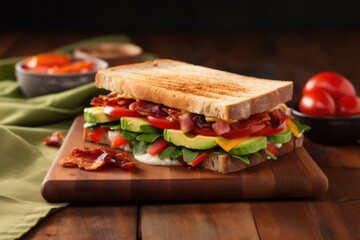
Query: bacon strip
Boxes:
[
  {"xmin": 230, "ymin": 112, "xmax": 270, "ymax": 131},
  {"xmin": 212, "ymin": 121, "xmax": 230, "ymax": 135},
  {"xmin": 178, "ymin": 113, "xmax": 195, "ymax": 133},
  {"xmin": 60, "ymin": 147, "xmax": 136, "ymax": 171},
  {"xmin": 129, "ymin": 100, "xmax": 181, "ymax": 120},
  {"xmin": 267, "ymin": 109, "xmax": 292, "ymax": 128},
  {"xmin": 91, "ymin": 93, "xmax": 135, "ymax": 107},
  {"xmin": 129, "ymin": 101, "xmax": 167, "ymax": 117},
  {"xmin": 194, "ymin": 115, "xmax": 213, "ymax": 130}
]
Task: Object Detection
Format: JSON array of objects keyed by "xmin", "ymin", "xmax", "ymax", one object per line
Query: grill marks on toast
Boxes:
[{"xmin": 139, "ymin": 74, "xmax": 249, "ymax": 101}]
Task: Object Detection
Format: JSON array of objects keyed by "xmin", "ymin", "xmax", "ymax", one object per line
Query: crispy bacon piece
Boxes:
[
  {"xmin": 162, "ymin": 107, "xmax": 181, "ymax": 121},
  {"xmin": 129, "ymin": 101, "xmax": 166, "ymax": 117},
  {"xmin": 91, "ymin": 93, "xmax": 135, "ymax": 107},
  {"xmin": 212, "ymin": 121, "xmax": 230, "ymax": 135},
  {"xmin": 60, "ymin": 148, "xmax": 110, "ymax": 170},
  {"xmin": 129, "ymin": 100, "xmax": 181, "ymax": 120},
  {"xmin": 109, "ymin": 152, "xmax": 137, "ymax": 169},
  {"xmin": 194, "ymin": 115, "xmax": 213, "ymax": 130},
  {"xmin": 267, "ymin": 109, "xmax": 292, "ymax": 128},
  {"xmin": 178, "ymin": 112, "xmax": 195, "ymax": 133},
  {"xmin": 42, "ymin": 132, "xmax": 63, "ymax": 147},
  {"xmin": 230, "ymin": 112, "xmax": 270, "ymax": 131},
  {"xmin": 60, "ymin": 147, "xmax": 135, "ymax": 171}
]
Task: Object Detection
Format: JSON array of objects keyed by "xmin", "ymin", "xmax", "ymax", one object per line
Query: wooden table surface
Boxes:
[{"xmin": 1, "ymin": 30, "xmax": 359, "ymax": 240}]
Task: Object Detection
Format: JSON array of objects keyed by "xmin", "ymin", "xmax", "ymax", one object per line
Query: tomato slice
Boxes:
[
  {"xmin": 24, "ymin": 53, "xmax": 71, "ymax": 69},
  {"xmin": 252, "ymin": 121, "xmax": 286, "ymax": 136},
  {"xmin": 104, "ymin": 105, "xmax": 142, "ymax": 118},
  {"xmin": 147, "ymin": 138, "xmax": 169, "ymax": 156},
  {"xmin": 49, "ymin": 60, "xmax": 94, "ymax": 74},
  {"xmin": 266, "ymin": 142, "xmax": 278, "ymax": 155},
  {"xmin": 111, "ymin": 134, "xmax": 129, "ymax": 148},
  {"xmin": 221, "ymin": 123, "xmax": 266, "ymax": 139},
  {"xmin": 192, "ymin": 127, "xmax": 218, "ymax": 136},
  {"xmin": 28, "ymin": 66, "xmax": 50, "ymax": 74},
  {"xmin": 188, "ymin": 152, "xmax": 211, "ymax": 167},
  {"xmin": 23, "ymin": 53, "xmax": 95, "ymax": 74},
  {"xmin": 88, "ymin": 127, "xmax": 108, "ymax": 143},
  {"xmin": 146, "ymin": 116, "xmax": 180, "ymax": 129}
]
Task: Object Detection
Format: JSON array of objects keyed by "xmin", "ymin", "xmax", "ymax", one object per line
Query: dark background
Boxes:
[{"xmin": 2, "ymin": 0, "xmax": 360, "ymax": 31}]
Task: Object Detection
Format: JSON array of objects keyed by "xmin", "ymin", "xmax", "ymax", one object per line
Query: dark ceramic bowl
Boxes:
[
  {"xmin": 291, "ymin": 105, "xmax": 360, "ymax": 145},
  {"xmin": 16, "ymin": 57, "xmax": 108, "ymax": 98}
]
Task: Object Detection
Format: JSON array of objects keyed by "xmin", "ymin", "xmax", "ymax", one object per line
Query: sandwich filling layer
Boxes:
[{"xmin": 82, "ymin": 93, "xmax": 309, "ymax": 172}]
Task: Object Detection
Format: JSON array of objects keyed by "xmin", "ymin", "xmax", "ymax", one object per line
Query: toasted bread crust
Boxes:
[
  {"xmin": 95, "ymin": 59, "xmax": 293, "ymax": 121},
  {"xmin": 201, "ymin": 135, "xmax": 303, "ymax": 173},
  {"xmin": 83, "ymin": 128, "xmax": 303, "ymax": 174}
]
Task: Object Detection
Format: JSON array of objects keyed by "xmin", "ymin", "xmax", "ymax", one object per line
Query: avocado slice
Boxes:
[
  {"xmin": 229, "ymin": 136, "xmax": 267, "ymax": 155},
  {"xmin": 121, "ymin": 117, "xmax": 160, "ymax": 133},
  {"xmin": 268, "ymin": 127, "xmax": 292, "ymax": 144},
  {"xmin": 164, "ymin": 129, "xmax": 218, "ymax": 150},
  {"xmin": 84, "ymin": 107, "xmax": 118, "ymax": 123}
]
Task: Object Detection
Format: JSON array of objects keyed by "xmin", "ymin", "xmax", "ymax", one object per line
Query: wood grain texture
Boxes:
[
  {"xmin": 251, "ymin": 200, "xmax": 352, "ymax": 240},
  {"xmin": 252, "ymin": 201, "xmax": 323, "ymax": 239},
  {"xmin": 141, "ymin": 203, "xmax": 259, "ymax": 240},
  {"xmin": 304, "ymin": 140, "xmax": 360, "ymax": 240},
  {"xmin": 41, "ymin": 116, "xmax": 328, "ymax": 202}
]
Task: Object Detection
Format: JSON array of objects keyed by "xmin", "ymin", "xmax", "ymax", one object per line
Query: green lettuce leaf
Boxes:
[
  {"xmin": 264, "ymin": 149, "xmax": 277, "ymax": 160},
  {"xmin": 182, "ymin": 148, "xmax": 199, "ymax": 162},
  {"xmin": 293, "ymin": 119, "xmax": 311, "ymax": 133},
  {"xmin": 230, "ymin": 154, "xmax": 250, "ymax": 165},
  {"xmin": 136, "ymin": 133, "xmax": 162, "ymax": 143},
  {"xmin": 133, "ymin": 141, "xmax": 150, "ymax": 155},
  {"xmin": 122, "ymin": 131, "xmax": 138, "ymax": 141},
  {"xmin": 159, "ymin": 145, "xmax": 182, "ymax": 160},
  {"xmin": 253, "ymin": 152, "xmax": 262, "ymax": 159}
]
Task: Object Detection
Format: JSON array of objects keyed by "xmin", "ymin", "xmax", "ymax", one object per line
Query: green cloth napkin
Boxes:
[{"xmin": 0, "ymin": 35, "xmax": 151, "ymax": 240}]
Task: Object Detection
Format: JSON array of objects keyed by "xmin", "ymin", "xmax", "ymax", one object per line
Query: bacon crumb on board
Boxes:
[
  {"xmin": 42, "ymin": 132, "xmax": 64, "ymax": 147},
  {"xmin": 59, "ymin": 147, "xmax": 136, "ymax": 171}
]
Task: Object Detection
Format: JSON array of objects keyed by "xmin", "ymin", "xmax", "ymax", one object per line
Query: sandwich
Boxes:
[{"xmin": 82, "ymin": 59, "xmax": 309, "ymax": 173}]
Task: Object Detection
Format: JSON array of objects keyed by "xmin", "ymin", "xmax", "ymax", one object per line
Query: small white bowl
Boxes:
[{"xmin": 15, "ymin": 57, "xmax": 108, "ymax": 98}]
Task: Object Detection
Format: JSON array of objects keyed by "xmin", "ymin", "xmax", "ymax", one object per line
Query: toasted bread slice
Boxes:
[
  {"xmin": 83, "ymin": 128, "xmax": 303, "ymax": 174},
  {"xmin": 95, "ymin": 59, "xmax": 293, "ymax": 121}
]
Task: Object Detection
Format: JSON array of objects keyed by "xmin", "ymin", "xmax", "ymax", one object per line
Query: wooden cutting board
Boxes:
[{"xmin": 42, "ymin": 116, "xmax": 328, "ymax": 202}]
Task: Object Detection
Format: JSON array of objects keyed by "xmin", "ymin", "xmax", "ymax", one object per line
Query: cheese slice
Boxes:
[
  {"xmin": 215, "ymin": 136, "xmax": 249, "ymax": 152},
  {"xmin": 286, "ymin": 119, "xmax": 300, "ymax": 137}
]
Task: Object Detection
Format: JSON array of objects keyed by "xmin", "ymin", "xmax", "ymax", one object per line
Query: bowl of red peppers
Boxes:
[
  {"xmin": 292, "ymin": 71, "xmax": 360, "ymax": 145},
  {"xmin": 16, "ymin": 52, "xmax": 108, "ymax": 97}
]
